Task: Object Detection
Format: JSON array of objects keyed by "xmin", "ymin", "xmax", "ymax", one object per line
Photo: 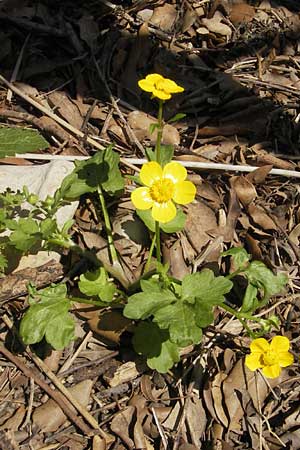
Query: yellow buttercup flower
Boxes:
[
  {"xmin": 245, "ymin": 336, "xmax": 294, "ymax": 378},
  {"xmin": 138, "ymin": 74, "xmax": 184, "ymax": 100},
  {"xmin": 131, "ymin": 161, "xmax": 196, "ymax": 223}
]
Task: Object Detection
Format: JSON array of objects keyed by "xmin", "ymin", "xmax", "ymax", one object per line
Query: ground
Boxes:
[{"xmin": 0, "ymin": 0, "xmax": 300, "ymax": 449}]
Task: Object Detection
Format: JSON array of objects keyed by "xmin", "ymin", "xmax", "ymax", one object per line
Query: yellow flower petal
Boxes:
[
  {"xmin": 159, "ymin": 78, "xmax": 184, "ymax": 93},
  {"xmin": 278, "ymin": 351, "xmax": 294, "ymax": 367},
  {"xmin": 152, "ymin": 201, "xmax": 176, "ymax": 223},
  {"xmin": 152, "ymin": 88, "xmax": 171, "ymax": 100},
  {"xmin": 163, "ymin": 162, "xmax": 187, "ymax": 183},
  {"xmin": 172, "ymin": 181, "xmax": 196, "ymax": 204},
  {"xmin": 270, "ymin": 335, "xmax": 290, "ymax": 353},
  {"xmin": 245, "ymin": 353, "xmax": 263, "ymax": 371},
  {"xmin": 250, "ymin": 338, "xmax": 270, "ymax": 354},
  {"xmin": 145, "ymin": 74, "xmax": 164, "ymax": 84},
  {"xmin": 262, "ymin": 364, "xmax": 281, "ymax": 379},
  {"xmin": 131, "ymin": 187, "xmax": 153, "ymax": 210},
  {"xmin": 140, "ymin": 162, "xmax": 162, "ymax": 187},
  {"xmin": 138, "ymin": 79, "xmax": 155, "ymax": 92}
]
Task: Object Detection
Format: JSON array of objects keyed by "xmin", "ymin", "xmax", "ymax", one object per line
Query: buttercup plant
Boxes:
[{"xmin": 0, "ymin": 74, "xmax": 293, "ymax": 376}]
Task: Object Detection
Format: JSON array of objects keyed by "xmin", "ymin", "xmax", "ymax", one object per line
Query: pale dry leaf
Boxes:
[
  {"xmin": 229, "ymin": 2, "xmax": 255, "ymax": 25},
  {"xmin": 185, "ymin": 397, "xmax": 207, "ymax": 444},
  {"xmin": 202, "ymin": 11, "xmax": 232, "ymax": 37},
  {"xmin": 48, "ymin": 91, "xmax": 84, "ymax": 129},
  {"xmin": 230, "ymin": 175, "xmax": 257, "ymax": 207},
  {"xmin": 92, "ymin": 435, "xmax": 107, "ymax": 450},
  {"xmin": 289, "ymin": 223, "xmax": 300, "ymax": 245},
  {"xmin": 32, "ymin": 380, "xmax": 94, "ymax": 432},
  {"xmin": 162, "ymin": 239, "xmax": 190, "ymax": 279},
  {"xmin": 150, "ymin": 4, "xmax": 177, "ymax": 32},
  {"xmin": 248, "ymin": 204, "xmax": 277, "ymax": 231},
  {"xmin": 110, "ymin": 406, "xmax": 135, "ymax": 449},
  {"xmin": 185, "ymin": 201, "xmax": 218, "ymax": 254},
  {"xmin": 246, "ymin": 165, "xmax": 273, "ymax": 184},
  {"xmin": 0, "ymin": 406, "xmax": 26, "ymax": 431}
]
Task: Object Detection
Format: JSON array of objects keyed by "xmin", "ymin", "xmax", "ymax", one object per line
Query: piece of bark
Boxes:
[{"xmin": 0, "ymin": 260, "xmax": 64, "ymax": 302}]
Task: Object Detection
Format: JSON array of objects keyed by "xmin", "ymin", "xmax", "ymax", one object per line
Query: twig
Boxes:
[
  {"xmin": 0, "ymin": 74, "xmax": 138, "ymax": 171},
  {"xmin": 0, "ymin": 343, "xmax": 94, "ymax": 436},
  {"xmin": 7, "ymin": 34, "xmax": 30, "ymax": 103},
  {"xmin": 11, "ymin": 153, "xmax": 300, "ymax": 179}
]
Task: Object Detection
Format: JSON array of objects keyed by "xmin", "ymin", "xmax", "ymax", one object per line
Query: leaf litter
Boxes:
[{"xmin": 0, "ymin": 0, "xmax": 300, "ymax": 448}]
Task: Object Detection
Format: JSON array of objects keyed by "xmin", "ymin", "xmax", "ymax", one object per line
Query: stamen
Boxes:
[{"xmin": 149, "ymin": 179, "xmax": 174, "ymax": 203}]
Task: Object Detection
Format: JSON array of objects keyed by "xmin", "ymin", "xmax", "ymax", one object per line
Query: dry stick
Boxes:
[
  {"xmin": 7, "ymin": 34, "xmax": 30, "ymax": 103},
  {"xmin": 12, "ymin": 153, "xmax": 300, "ymax": 179},
  {"xmin": 0, "ymin": 74, "xmax": 137, "ymax": 172},
  {"xmin": 0, "ymin": 343, "xmax": 94, "ymax": 436},
  {"xmin": 1, "ymin": 315, "xmax": 108, "ymax": 440}
]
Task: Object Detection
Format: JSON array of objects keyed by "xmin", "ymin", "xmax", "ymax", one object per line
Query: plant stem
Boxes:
[
  {"xmin": 97, "ymin": 185, "xmax": 118, "ymax": 264},
  {"xmin": 155, "ymin": 100, "xmax": 164, "ymax": 164},
  {"xmin": 144, "ymin": 231, "xmax": 157, "ymax": 274},
  {"xmin": 155, "ymin": 220, "xmax": 161, "ymax": 264}
]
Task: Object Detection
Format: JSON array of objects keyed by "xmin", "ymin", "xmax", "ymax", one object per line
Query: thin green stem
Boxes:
[
  {"xmin": 155, "ymin": 100, "xmax": 164, "ymax": 164},
  {"xmin": 155, "ymin": 220, "xmax": 161, "ymax": 264},
  {"xmin": 97, "ymin": 185, "xmax": 118, "ymax": 264},
  {"xmin": 144, "ymin": 231, "xmax": 157, "ymax": 274}
]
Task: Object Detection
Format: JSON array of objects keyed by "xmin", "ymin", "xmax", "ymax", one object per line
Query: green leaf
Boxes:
[
  {"xmin": 145, "ymin": 145, "xmax": 174, "ymax": 167},
  {"xmin": 79, "ymin": 268, "xmax": 116, "ymax": 302},
  {"xmin": 161, "ymin": 209, "xmax": 186, "ymax": 233},
  {"xmin": 149, "ymin": 123, "xmax": 159, "ymax": 135},
  {"xmin": 0, "ymin": 127, "xmax": 49, "ymax": 158},
  {"xmin": 132, "ymin": 322, "xmax": 180, "ymax": 373},
  {"xmin": 124, "ymin": 284, "xmax": 176, "ymax": 320},
  {"xmin": 136, "ymin": 209, "xmax": 155, "ymax": 232},
  {"xmin": 241, "ymin": 283, "xmax": 258, "ymax": 313},
  {"xmin": 182, "ymin": 269, "xmax": 233, "ymax": 305},
  {"xmin": 61, "ymin": 146, "xmax": 124, "ymax": 200},
  {"xmin": 222, "ymin": 247, "xmax": 251, "ymax": 271},
  {"xmin": 168, "ymin": 113, "xmax": 186, "ymax": 123},
  {"xmin": 9, "ymin": 218, "xmax": 41, "ymax": 251},
  {"xmin": 0, "ymin": 252, "xmax": 8, "ymax": 272},
  {"xmin": 153, "ymin": 301, "xmax": 202, "ymax": 347},
  {"xmin": 20, "ymin": 284, "xmax": 75, "ymax": 350},
  {"xmin": 244, "ymin": 261, "xmax": 288, "ymax": 299},
  {"xmin": 137, "ymin": 207, "xmax": 185, "ymax": 233},
  {"xmin": 160, "ymin": 144, "xmax": 174, "ymax": 167},
  {"xmin": 40, "ymin": 218, "xmax": 57, "ymax": 239},
  {"xmin": 145, "ymin": 148, "xmax": 156, "ymax": 162},
  {"xmin": 193, "ymin": 302, "xmax": 214, "ymax": 328}
]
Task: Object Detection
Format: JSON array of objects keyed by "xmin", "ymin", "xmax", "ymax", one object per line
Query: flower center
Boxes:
[
  {"xmin": 262, "ymin": 350, "xmax": 278, "ymax": 366},
  {"xmin": 149, "ymin": 178, "xmax": 174, "ymax": 203}
]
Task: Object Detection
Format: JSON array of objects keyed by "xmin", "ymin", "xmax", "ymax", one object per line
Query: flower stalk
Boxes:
[{"xmin": 97, "ymin": 185, "xmax": 118, "ymax": 264}]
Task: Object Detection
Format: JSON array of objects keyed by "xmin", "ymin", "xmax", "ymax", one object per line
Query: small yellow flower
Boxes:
[
  {"xmin": 138, "ymin": 73, "xmax": 184, "ymax": 100},
  {"xmin": 245, "ymin": 336, "xmax": 294, "ymax": 379},
  {"xmin": 131, "ymin": 161, "xmax": 196, "ymax": 223}
]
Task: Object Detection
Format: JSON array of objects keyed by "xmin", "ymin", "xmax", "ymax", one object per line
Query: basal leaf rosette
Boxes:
[
  {"xmin": 245, "ymin": 335, "xmax": 294, "ymax": 378},
  {"xmin": 131, "ymin": 161, "xmax": 196, "ymax": 223},
  {"xmin": 138, "ymin": 73, "xmax": 184, "ymax": 100}
]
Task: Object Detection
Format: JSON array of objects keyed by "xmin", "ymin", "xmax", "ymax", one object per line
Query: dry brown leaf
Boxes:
[
  {"xmin": 202, "ymin": 11, "xmax": 232, "ymax": 37},
  {"xmin": 230, "ymin": 175, "xmax": 257, "ymax": 207},
  {"xmin": 185, "ymin": 397, "xmax": 207, "ymax": 444},
  {"xmin": 106, "ymin": 361, "xmax": 145, "ymax": 388},
  {"xmin": 88, "ymin": 310, "xmax": 134, "ymax": 346},
  {"xmin": 0, "ymin": 406, "xmax": 26, "ymax": 431},
  {"xmin": 222, "ymin": 359, "xmax": 283, "ymax": 431},
  {"xmin": 150, "ymin": 4, "xmax": 177, "ymax": 32},
  {"xmin": 127, "ymin": 110, "xmax": 180, "ymax": 146},
  {"xmin": 32, "ymin": 380, "xmax": 94, "ymax": 432},
  {"xmin": 48, "ymin": 91, "xmax": 84, "ymax": 129},
  {"xmin": 248, "ymin": 204, "xmax": 277, "ymax": 231},
  {"xmin": 162, "ymin": 239, "xmax": 190, "ymax": 279},
  {"xmin": 289, "ymin": 223, "xmax": 300, "ymax": 245},
  {"xmin": 229, "ymin": 2, "xmax": 255, "ymax": 25},
  {"xmin": 110, "ymin": 406, "xmax": 135, "ymax": 449},
  {"xmin": 185, "ymin": 201, "xmax": 218, "ymax": 254},
  {"xmin": 92, "ymin": 435, "xmax": 107, "ymax": 450},
  {"xmin": 246, "ymin": 165, "xmax": 273, "ymax": 184}
]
